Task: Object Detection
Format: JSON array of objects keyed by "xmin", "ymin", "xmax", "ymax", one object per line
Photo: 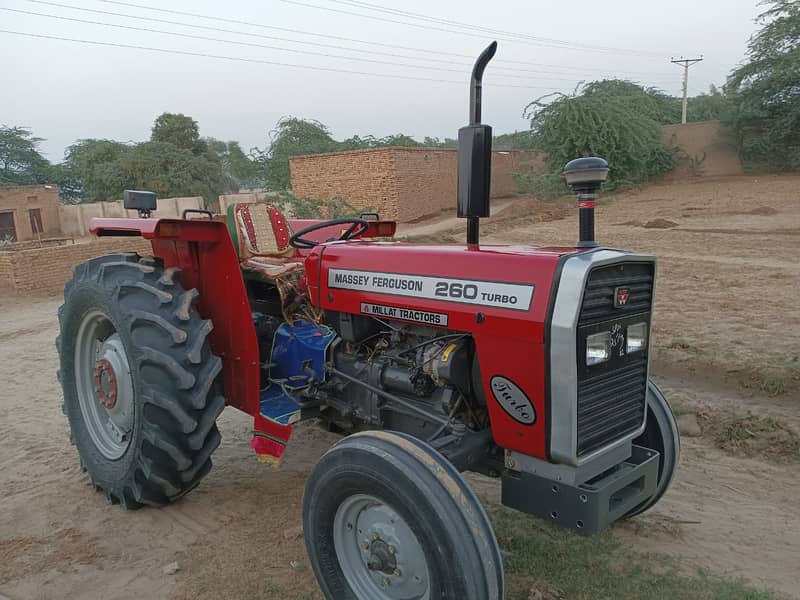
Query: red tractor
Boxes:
[{"xmin": 56, "ymin": 43, "xmax": 679, "ymax": 599}]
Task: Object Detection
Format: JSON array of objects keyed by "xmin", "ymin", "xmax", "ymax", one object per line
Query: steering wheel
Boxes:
[{"xmin": 289, "ymin": 217, "xmax": 370, "ymax": 249}]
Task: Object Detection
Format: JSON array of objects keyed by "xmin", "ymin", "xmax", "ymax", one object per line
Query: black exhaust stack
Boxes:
[
  {"xmin": 563, "ymin": 157, "xmax": 609, "ymax": 248},
  {"xmin": 458, "ymin": 41, "xmax": 497, "ymax": 248}
]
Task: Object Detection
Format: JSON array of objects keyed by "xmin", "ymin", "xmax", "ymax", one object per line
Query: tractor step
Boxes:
[{"xmin": 259, "ymin": 385, "xmax": 301, "ymax": 426}]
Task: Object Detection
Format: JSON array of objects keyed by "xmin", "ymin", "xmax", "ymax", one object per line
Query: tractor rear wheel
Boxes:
[
  {"xmin": 624, "ymin": 380, "xmax": 680, "ymax": 518},
  {"xmin": 303, "ymin": 430, "xmax": 503, "ymax": 600},
  {"xmin": 57, "ymin": 253, "xmax": 225, "ymax": 508}
]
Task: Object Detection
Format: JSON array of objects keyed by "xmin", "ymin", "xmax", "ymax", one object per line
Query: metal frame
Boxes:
[
  {"xmin": 506, "ymin": 441, "xmax": 632, "ymax": 487},
  {"xmin": 501, "ymin": 444, "xmax": 659, "ymax": 535},
  {"xmin": 548, "ymin": 249, "xmax": 656, "ymax": 466}
]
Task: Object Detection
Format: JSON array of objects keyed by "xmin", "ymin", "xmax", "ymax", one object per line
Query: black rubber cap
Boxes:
[{"xmin": 563, "ymin": 157, "xmax": 609, "ymax": 194}]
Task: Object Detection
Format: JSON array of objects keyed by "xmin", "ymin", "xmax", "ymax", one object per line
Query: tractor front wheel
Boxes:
[
  {"xmin": 303, "ymin": 430, "xmax": 503, "ymax": 600},
  {"xmin": 624, "ymin": 380, "xmax": 680, "ymax": 518},
  {"xmin": 57, "ymin": 253, "xmax": 225, "ymax": 508}
]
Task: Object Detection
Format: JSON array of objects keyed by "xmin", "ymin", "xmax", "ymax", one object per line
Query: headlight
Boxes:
[
  {"xmin": 586, "ymin": 331, "xmax": 611, "ymax": 366},
  {"xmin": 627, "ymin": 322, "xmax": 648, "ymax": 353}
]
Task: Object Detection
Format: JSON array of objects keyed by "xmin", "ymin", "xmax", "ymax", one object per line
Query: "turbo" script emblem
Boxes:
[{"xmin": 490, "ymin": 376, "xmax": 536, "ymax": 425}]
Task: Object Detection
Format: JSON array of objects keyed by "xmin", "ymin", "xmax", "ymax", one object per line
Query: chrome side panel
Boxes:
[{"xmin": 549, "ymin": 249, "xmax": 656, "ymax": 466}]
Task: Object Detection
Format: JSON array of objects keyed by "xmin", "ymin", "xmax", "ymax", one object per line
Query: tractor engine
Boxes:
[
  {"xmin": 316, "ymin": 312, "xmax": 477, "ymax": 439},
  {"xmin": 252, "ymin": 302, "xmax": 490, "ymax": 469}
]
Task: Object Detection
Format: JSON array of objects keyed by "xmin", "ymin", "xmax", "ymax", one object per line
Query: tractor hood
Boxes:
[{"xmin": 306, "ymin": 242, "xmax": 580, "ymax": 344}]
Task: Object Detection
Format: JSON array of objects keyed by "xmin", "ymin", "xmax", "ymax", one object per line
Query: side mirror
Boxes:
[{"xmin": 124, "ymin": 190, "xmax": 157, "ymax": 219}]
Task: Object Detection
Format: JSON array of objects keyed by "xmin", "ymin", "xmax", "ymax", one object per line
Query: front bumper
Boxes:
[{"xmin": 501, "ymin": 444, "xmax": 659, "ymax": 534}]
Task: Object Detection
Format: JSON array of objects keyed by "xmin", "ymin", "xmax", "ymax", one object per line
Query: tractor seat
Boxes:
[{"xmin": 226, "ymin": 202, "xmax": 303, "ymax": 280}]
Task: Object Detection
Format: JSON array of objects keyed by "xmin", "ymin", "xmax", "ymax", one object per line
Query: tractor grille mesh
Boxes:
[
  {"xmin": 576, "ymin": 260, "xmax": 654, "ymax": 457},
  {"xmin": 577, "ymin": 358, "xmax": 648, "ymax": 456},
  {"xmin": 579, "ymin": 262, "xmax": 654, "ymax": 325}
]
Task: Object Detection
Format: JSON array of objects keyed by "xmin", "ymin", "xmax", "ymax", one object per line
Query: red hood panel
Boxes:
[
  {"xmin": 307, "ymin": 242, "xmax": 577, "ymax": 343},
  {"xmin": 305, "ymin": 241, "xmax": 579, "ymax": 460}
]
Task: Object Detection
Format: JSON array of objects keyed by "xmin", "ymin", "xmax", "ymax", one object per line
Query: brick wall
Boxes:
[
  {"xmin": 290, "ymin": 147, "xmax": 399, "ymax": 218},
  {"xmin": 0, "ymin": 184, "xmax": 61, "ymax": 241},
  {"xmin": 393, "ymin": 149, "xmax": 456, "ymax": 221},
  {"xmin": 0, "ymin": 251, "xmax": 14, "ymax": 291},
  {"xmin": 289, "ymin": 147, "xmax": 526, "ymax": 222},
  {"xmin": 661, "ymin": 120, "xmax": 742, "ymax": 179},
  {"xmin": 491, "ymin": 151, "xmax": 546, "ymax": 197},
  {"xmin": 0, "ymin": 237, "xmax": 151, "ymax": 294},
  {"xmin": 58, "ymin": 196, "xmax": 204, "ymax": 238}
]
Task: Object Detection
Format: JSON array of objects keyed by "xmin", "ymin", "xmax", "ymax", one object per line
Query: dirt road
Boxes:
[{"xmin": 1, "ymin": 174, "xmax": 798, "ymax": 599}]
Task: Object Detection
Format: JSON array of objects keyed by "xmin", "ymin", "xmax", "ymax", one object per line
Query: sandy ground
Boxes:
[{"xmin": 1, "ymin": 174, "xmax": 799, "ymax": 599}]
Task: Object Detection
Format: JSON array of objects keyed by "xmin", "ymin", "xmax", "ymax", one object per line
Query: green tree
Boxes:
[
  {"xmin": 493, "ymin": 130, "xmax": 537, "ymax": 150},
  {"xmin": 64, "ymin": 139, "xmax": 131, "ymax": 202},
  {"xmin": 725, "ymin": 0, "xmax": 800, "ymax": 171},
  {"xmin": 47, "ymin": 163, "xmax": 83, "ymax": 203},
  {"xmin": 687, "ymin": 85, "xmax": 731, "ymax": 122},
  {"xmin": 64, "ymin": 138, "xmax": 225, "ymax": 204},
  {"xmin": 0, "ymin": 126, "xmax": 50, "ymax": 185},
  {"xmin": 151, "ymin": 113, "xmax": 203, "ymax": 153},
  {"xmin": 257, "ymin": 117, "xmax": 340, "ymax": 190},
  {"xmin": 204, "ymin": 138, "xmax": 261, "ymax": 190},
  {"xmin": 521, "ymin": 80, "xmax": 676, "ymax": 194},
  {"xmin": 374, "ymin": 134, "xmax": 421, "ymax": 147},
  {"xmin": 113, "ymin": 141, "xmax": 226, "ymax": 204},
  {"xmin": 577, "ymin": 80, "xmax": 681, "ymax": 125}
]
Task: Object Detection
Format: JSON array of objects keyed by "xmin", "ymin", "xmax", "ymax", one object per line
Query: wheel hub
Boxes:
[
  {"xmin": 75, "ymin": 311, "xmax": 135, "ymax": 460},
  {"xmin": 333, "ymin": 494, "xmax": 430, "ymax": 600},
  {"xmin": 366, "ymin": 538, "xmax": 398, "ymax": 574},
  {"xmin": 94, "ymin": 358, "xmax": 118, "ymax": 409}
]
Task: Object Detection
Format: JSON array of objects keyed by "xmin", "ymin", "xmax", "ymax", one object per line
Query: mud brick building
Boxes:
[
  {"xmin": 289, "ymin": 147, "xmax": 541, "ymax": 222},
  {"xmin": 0, "ymin": 184, "xmax": 62, "ymax": 242}
]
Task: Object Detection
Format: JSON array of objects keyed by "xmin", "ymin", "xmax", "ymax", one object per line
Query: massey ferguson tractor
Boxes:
[{"xmin": 56, "ymin": 42, "xmax": 679, "ymax": 599}]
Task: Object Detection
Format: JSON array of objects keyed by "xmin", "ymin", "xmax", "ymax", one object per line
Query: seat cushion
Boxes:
[
  {"xmin": 234, "ymin": 203, "xmax": 294, "ymax": 259},
  {"xmin": 242, "ymin": 257, "xmax": 304, "ymax": 279}
]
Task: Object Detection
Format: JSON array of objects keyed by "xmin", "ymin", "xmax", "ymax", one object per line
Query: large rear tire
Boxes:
[
  {"xmin": 303, "ymin": 431, "xmax": 503, "ymax": 600},
  {"xmin": 57, "ymin": 253, "xmax": 225, "ymax": 508},
  {"xmin": 624, "ymin": 379, "xmax": 680, "ymax": 518}
]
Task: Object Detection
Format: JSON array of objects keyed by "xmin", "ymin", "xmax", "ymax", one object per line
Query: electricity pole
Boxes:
[{"xmin": 671, "ymin": 56, "xmax": 703, "ymax": 124}]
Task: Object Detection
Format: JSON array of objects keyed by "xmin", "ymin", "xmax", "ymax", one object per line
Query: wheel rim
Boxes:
[
  {"xmin": 74, "ymin": 310, "xmax": 135, "ymax": 460},
  {"xmin": 333, "ymin": 494, "xmax": 431, "ymax": 600}
]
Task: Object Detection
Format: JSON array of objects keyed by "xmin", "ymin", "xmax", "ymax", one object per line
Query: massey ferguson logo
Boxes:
[{"xmin": 614, "ymin": 287, "xmax": 630, "ymax": 308}]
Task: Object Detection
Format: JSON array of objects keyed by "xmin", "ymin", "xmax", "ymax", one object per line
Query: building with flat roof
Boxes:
[
  {"xmin": 289, "ymin": 147, "xmax": 542, "ymax": 222},
  {"xmin": 0, "ymin": 184, "xmax": 61, "ymax": 242}
]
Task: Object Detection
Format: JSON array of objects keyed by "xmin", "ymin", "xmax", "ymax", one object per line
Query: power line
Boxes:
[
  {"xmin": 34, "ymin": 0, "xmax": 470, "ymax": 68},
  {"xmin": 326, "ymin": 0, "xmax": 667, "ymax": 57},
  {"xmin": 94, "ymin": 0, "xmax": 675, "ymax": 76},
  {"xmin": 0, "ymin": 29, "xmax": 571, "ymax": 89},
  {"xmin": 276, "ymin": 0, "xmax": 665, "ymax": 57},
  {"xmin": 5, "ymin": 7, "xmax": 601, "ymax": 81},
  {"xmin": 25, "ymin": 0, "xmax": 679, "ymax": 82}
]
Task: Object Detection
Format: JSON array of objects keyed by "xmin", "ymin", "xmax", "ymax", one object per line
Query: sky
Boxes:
[{"xmin": 0, "ymin": 0, "xmax": 761, "ymax": 161}]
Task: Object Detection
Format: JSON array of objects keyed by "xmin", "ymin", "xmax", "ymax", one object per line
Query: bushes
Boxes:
[
  {"xmin": 270, "ymin": 190, "xmax": 365, "ymax": 219},
  {"xmin": 518, "ymin": 80, "xmax": 677, "ymax": 198},
  {"xmin": 724, "ymin": 0, "xmax": 799, "ymax": 172}
]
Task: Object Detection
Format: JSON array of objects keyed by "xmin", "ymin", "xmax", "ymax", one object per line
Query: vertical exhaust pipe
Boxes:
[
  {"xmin": 458, "ymin": 41, "xmax": 497, "ymax": 248},
  {"xmin": 563, "ymin": 157, "xmax": 609, "ymax": 248}
]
